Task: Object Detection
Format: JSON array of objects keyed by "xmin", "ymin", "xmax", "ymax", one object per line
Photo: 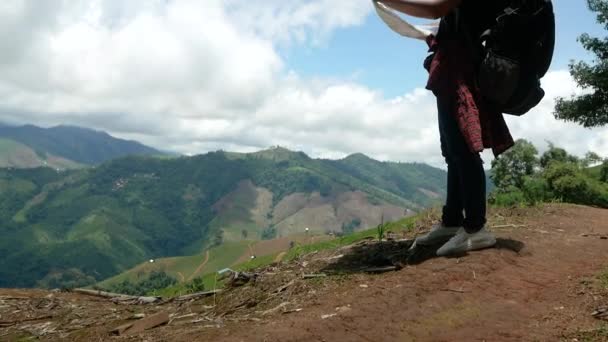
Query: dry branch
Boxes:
[
  {"xmin": 0, "ymin": 315, "xmax": 53, "ymax": 328},
  {"xmin": 174, "ymin": 289, "xmax": 222, "ymax": 302}
]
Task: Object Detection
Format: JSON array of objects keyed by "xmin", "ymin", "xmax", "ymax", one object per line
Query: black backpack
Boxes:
[{"xmin": 465, "ymin": 0, "xmax": 556, "ymax": 115}]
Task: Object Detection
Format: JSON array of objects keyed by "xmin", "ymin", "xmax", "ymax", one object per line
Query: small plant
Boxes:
[
  {"xmin": 377, "ymin": 214, "xmax": 385, "ymax": 242},
  {"xmin": 186, "ymin": 276, "xmax": 206, "ymax": 293}
]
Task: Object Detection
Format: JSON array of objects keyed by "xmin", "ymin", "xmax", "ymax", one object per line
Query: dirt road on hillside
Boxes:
[
  {"xmin": 1, "ymin": 205, "xmax": 607, "ymax": 341},
  {"xmin": 187, "ymin": 251, "xmax": 210, "ymax": 281}
]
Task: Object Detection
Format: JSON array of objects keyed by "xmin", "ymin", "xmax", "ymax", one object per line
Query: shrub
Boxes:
[
  {"xmin": 186, "ymin": 276, "xmax": 205, "ymax": 293},
  {"xmin": 261, "ymin": 226, "xmax": 277, "ymax": 240},
  {"xmin": 489, "ymin": 189, "xmax": 527, "ymax": 207},
  {"xmin": 521, "ymin": 176, "xmax": 552, "ymax": 205}
]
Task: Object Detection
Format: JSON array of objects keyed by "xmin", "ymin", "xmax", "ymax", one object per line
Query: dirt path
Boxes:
[
  {"xmin": 199, "ymin": 205, "xmax": 608, "ymax": 342},
  {"xmin": 1, "ymin": 205, "xmax": 607, "ymax": 341},
  {"xmin": 187, "ymin": 251, "xmax": 209, "ymax": 281}
]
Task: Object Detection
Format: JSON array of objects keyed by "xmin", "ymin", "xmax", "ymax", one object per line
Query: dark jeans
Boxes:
[{"xmin": 437, "ymin": 96, "xmax": 486, "ymax": 233}]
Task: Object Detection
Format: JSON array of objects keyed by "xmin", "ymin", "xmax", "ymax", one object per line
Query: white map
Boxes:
[{"xmin": 373, "ymin": 1, "xmax": 439, "ymax": 40}]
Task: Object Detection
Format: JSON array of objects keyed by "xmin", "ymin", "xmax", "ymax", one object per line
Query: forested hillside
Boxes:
[{"xmin": 0, "ymin": 148, "xmax": 446, "ymax": 288}]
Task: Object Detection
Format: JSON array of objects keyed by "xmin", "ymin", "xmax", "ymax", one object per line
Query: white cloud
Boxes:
[{"xmin": 0, "ymin": 0, "xmax": 606, "ymax": 169}]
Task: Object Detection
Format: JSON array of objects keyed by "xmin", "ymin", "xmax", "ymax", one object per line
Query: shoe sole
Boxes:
[
  {"xmin": 437, "ymin": 236, "xmax": 497, "ymax": 256},
  {"xmin": 409, "ymin": 236, "xmax": 456, "ymax": 251},
  {"xmin": 410, "ymin": 230, "xmax": 460, "ymax": 249}
]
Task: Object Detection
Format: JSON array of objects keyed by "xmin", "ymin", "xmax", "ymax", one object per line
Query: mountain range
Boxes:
[
  {"xmin": 0, "ymin": 124, "xmax": 161, "ymax": 168},
  {"xmin": 0, "ymin": 124, "xmax": 447, "ymax": 289}
]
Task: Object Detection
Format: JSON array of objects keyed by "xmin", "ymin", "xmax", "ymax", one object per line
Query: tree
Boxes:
[
  {"xmin": 583, "ymin": 151, "xmax": 604, "ymax": 167},
  {"xmin": 491, "ymin": 139, "xmax": 539, "ymax": 190},
  {"xmin": 539, "ymin": 143, "xmax": 579, "ymax": 168},
  {"xmin": 601, "ymin": 160, "xmax": 608, "ymax": 182},
  {"xmin": 211, "ymin": 229, "xmax": 224, "ymax": 247},
  {"xmin": 542, "ymin": 161, "xmax": 608, "ymax": 207},
  {"xmin": 186, "ymin": 276, "xmax": 205, "ymax": 293},
  {"xmin": 554, "ymin": 0, "xmax": 608, "ymax": 127},
  {"xmin": 261, "ymin": 226, "xmax": 277, "ymax": 240}
]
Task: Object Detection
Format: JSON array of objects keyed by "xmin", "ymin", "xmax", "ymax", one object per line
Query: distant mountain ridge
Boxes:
[
  {"xmin": 0, "ymin": 138, "xmax": 83, "ymax": 169},
  {"xmin": 0, "ymin": 147, "xmax": 447, "ymax": 289},
  {"xmin": 0, "ymin": 124, "xmax": 162, "ymax": 166}
]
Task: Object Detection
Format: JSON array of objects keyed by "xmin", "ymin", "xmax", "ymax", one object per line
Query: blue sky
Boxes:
[
  {"xmin": 285, "ymin": 1, "xmax": 606, "ymax": 98},
  {"xmin": 1, "ymin": 1, "xmax": 606, "ymax": 165}
]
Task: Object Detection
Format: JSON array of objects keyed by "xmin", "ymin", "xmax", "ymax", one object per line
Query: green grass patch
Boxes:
[
  {"xmin": 234, "ymin": 253, "xmax": 277, "ymax": 271},
  {"xmin": 586, "ymin": 164, "xmax": 603, "ymax": 180},
  {"xmin": 566, "ymin": 324, "xmax": 608, "ymax": 342},
  {"xmin": 153, "ymin": 272, "xmax": 221, "ymax": 297},
  {"xmin": 221, "ymin": 215, "xmax": 419, "ymax": 276},
  {"xmin": 283, "ymin": 215, "xmax": 417, "ymax": 262},
  {"xmin": 200, "ymin": 241, "xmax": 250, "ymax": 274},
  {"xmin": 13, "ymin": 209, "xmax": 28, "ymax": 223}
]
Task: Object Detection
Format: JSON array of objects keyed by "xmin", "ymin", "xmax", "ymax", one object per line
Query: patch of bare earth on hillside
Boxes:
[
  {"xmin": 2, "ymin": 204, "xmax": 608, "ymax": 341},
  {"xmin": 273, "ymin": 191, "xmax": 408, "ymax": 236}
]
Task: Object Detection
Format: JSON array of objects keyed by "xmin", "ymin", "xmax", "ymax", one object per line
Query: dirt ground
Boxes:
[{"xmin": 1, "ymin": 204, "xmax": 607, "ymax": 342}]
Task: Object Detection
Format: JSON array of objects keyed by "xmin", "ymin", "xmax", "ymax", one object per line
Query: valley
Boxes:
[{"xmin": 0, "ymin": 142, "xmax": 446, "ymax": 289}]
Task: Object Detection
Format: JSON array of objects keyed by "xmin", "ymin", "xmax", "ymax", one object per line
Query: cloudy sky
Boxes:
[{"xmin": 1, "ymin": 0, "xmax": 606, "ymax": 167}]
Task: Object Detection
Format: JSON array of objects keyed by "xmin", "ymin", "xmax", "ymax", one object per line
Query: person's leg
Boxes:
[
  {"xmin": 436, "ymin": 94, "xmax": 486, "ymax": 232},
  {"xmin": 437, "ymin": 95, "xmax": 465, "ymax": 228},
  {"xmin": 458, "ymin": 152, "xmax": 487, "ymax": 233},
  {"xmin": 442, "ymin": 162, "xmax": 465, "ymax": 228},
  {"xmin": 410, "ymin": 96, "xmax": 464, "ymax": 248},
  {"xmin": 433, "ymin": 95, "xmax": 495, "ymax": 255}
]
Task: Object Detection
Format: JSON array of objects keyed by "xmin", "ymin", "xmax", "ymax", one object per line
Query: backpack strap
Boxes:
[{"xmin": 533, "ymin": 0, "xmax": 555, "ymax": 77}]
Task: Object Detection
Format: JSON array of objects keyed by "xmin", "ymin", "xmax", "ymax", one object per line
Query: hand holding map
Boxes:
[{"xmin": 373, "ymin": 1, "xmax": 439, "ymax": 40}]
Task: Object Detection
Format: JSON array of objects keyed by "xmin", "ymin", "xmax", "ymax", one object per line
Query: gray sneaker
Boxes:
[
  {"xmin": 409, "ymin": 223, "xmax": 461, "ymax": 250},
  {"xmin": 436, "ymin": 227, "xmax": 497, "ymax": 256}
]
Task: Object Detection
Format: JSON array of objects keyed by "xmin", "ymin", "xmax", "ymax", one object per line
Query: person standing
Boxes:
[{"xmin": 379, "ymin": 0, "xmax": 517, "ymax": 255}]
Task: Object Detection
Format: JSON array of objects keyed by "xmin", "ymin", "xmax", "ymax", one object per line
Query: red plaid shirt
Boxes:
[{"xmin": 425, "ymin": 35, "xmax": 514, "ymax": 157}]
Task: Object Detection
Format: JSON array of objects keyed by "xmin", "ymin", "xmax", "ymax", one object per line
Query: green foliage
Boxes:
[
  {"xmin": 583, "ymin": 151, "xmax": 604, "ymax": 167},
  {"xmin": 601, "ymin": 160, "xmax": 608, "ymax": 182},
  {"xmin": 376, "ymin": 216, "xmax": 386, "ymax": 242},
  {"xmin": 341, "ymin": 218, "xmax": 361, "ymax": 235},
  {"xmin": 490, "ymin": 141, "xmax": 608, "ymax": 208},
  {"xmin": 186, "ymin": 276, "xmax": 206, "ymax": 293},
  {"xmin": 489, "ymin": 188, "xmax": 527, "ymax": 207},
  {"xmin": 283, "ymin": 216, "xmax": 417, "ymax": 262},
  {"xmin": 0, "ymin": 149, "xmax": 446, "ymax": 288},
  {"xmin": 520, "ymin": 177, "xmax": 553, "ymax": 205},
  {"xmin": 36, "ymin": 269, "xmax": 96, "ymax": 289},
  {"xmin": 377, "ymin": 223, "xmax": 385, "ymax": 242},
  {"xmin": 544, "ymin": 162, "xmax": 608, "ymax": 207},
  {"xmin": 261, "ymin": 226, "xmax": 277, "ymax": 240},
  {"xmin": 539, "ymin": 143, "xmax": 579, "ymax": 168},
  {"xmin": 554, "ymin": 0, "xmax": 608, "ymax": 127},
  {"xmin": 332, "ymin": 153, "xmax": 447, "ymax": 207},
  {"xmin": 104, "ymin": 271, "xmax": 177, "ymax": 296},
  {"xmin": 211, "ymin": 230, "xmax": 224, "ymax": 247},
  {"xmin": 234, "ymin": 254, "xmax": 277, "ymax": 271},
  {"xmin": 491, "ymin": 139, "xmax": 539, "ymax": 189},
  {"xmin": 153, "ymin": 272, "xmax": 220, "ymax": 298}
]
